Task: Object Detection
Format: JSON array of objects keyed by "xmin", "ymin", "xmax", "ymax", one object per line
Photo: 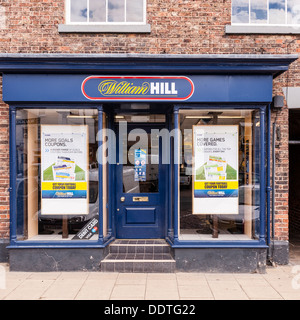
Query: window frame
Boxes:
[
  {"xmin": 65, "ymin": 0, "xmax": 147, "ymax": 25},
  {"xmin": 170, "ymin": 104, "xmax": 268, "ymax": 248},
  {"xmin": 231, "ymin": 0, "xmax": 300, "ymax": 27},
  {"xmin": 9, "ymin": 105, "xmax": 111, "ymax": 247}
]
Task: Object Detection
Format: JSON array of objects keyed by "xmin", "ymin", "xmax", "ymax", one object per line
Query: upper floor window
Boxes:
[
  {"xmin": 232, "ymin": 0, "xmax": 300, "ymax": 25},
  {"xmin": 67, "ymin": 0, "xmax": 146, "ymax": 24}
]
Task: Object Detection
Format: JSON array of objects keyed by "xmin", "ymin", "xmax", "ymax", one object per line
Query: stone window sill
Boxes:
[
  {"xmin": 226, "ymin": 25, "xmax": 300, "ymax": 34},
  {"xmin": 58, "ymin": 24, "xmax": 151, "ymax": 34}
]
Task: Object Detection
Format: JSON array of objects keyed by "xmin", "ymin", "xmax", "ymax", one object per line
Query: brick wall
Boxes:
[
  {"xmin": 289, "ymin": 144, "xmax": 300, "ymax": 238},
  {"xmin": 0, "ymin": 77, "xmax": 9, "ymax": 239},
  {"xmin": 0, "ymin": 0, "xmax": 299, "ymax": 241}
]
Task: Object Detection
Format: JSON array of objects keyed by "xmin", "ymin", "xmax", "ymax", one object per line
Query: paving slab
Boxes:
[
  {"xmin": 1, "ymin": 257, "xmax": 300, "ymax": 300},
  {"xmin": 111, "ymin": 284, "xmax": 146, "ymax": 300}
]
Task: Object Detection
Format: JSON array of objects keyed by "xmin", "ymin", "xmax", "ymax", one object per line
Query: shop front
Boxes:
[{"xmin": 2, "ymin": 54, "xmax": 297, "ymax": 272}]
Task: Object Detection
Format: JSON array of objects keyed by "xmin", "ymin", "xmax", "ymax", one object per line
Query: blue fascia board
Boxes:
[{"xmin": 3, "ymin": 74, "xmax": 273, "ymax": 103}]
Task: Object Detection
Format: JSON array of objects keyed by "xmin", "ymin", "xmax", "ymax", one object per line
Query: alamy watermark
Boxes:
[
  {"xmin": 96, "ymin": 121, "xmax": 193, "ymax": 166},
  {"xmin": 0, "ymin": 6, "xmax": 6, "ymax": 29},
  {"xmin": 0, "ymin": 265, "xmax": 5, "ymax": 290},
  {"xmin": 291, "ymin": 265, "xmax": 300, "ymax": 290}
]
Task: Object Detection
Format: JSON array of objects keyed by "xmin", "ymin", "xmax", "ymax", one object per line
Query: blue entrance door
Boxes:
[{"xmin": 115, "ymin": 122, "xmax": 166, "ymax": 239}]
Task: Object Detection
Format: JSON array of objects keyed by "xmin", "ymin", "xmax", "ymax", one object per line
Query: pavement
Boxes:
[{"xmin": 0, "ymin": 241, "xmax": 300, "ymax": 300}]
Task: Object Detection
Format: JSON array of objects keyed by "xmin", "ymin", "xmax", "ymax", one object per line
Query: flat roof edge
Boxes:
[{"xmin": 0, "ymin": 53, "xmax": 296, "ymax": 77}]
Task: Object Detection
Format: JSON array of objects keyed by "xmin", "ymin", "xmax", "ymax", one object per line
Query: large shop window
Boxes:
[
  {"xmin": 179, "ymin": 109, "xmax": 260, "ymax": 241},
  {"xmin": 16, "ymin": 109, "xmax": 107, "ymax": 241}
]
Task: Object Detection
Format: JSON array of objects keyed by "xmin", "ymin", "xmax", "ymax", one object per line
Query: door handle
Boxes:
[{"xmin": 120, "ymin": 197, "xmax": 125, "ymax": 202}]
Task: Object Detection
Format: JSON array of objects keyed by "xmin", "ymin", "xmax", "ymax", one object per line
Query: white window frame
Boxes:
[
  {"xmin": 65, "ymin": 0, "xmax": 147, "ymax": 25},
  {"xmin": 231, "ymin": 0, "xmax": 300, "ymax": 26}
]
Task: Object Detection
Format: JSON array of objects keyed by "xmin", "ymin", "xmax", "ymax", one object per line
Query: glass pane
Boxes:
[
  {"xmin": 70, "ymin": 0, "xmax": 88, "ymax": 22},
  {"xmin": 116, "ymin": 115, "xmax": 163, "ymax": 194},
  {"xmin": 115, "ymin": 114, "xmax": 166, "ymax": 123},
  {"xmin": 90, "ymin": 0, "xmax": 106, "ymax": 22},
  {"xmin": 250, "ymin": 0, "xmax": 268, "ymax": 24},
  {"xmin": 287, "ymin": 0, "xmax": 300, "ymax": 24},
  {"xmin": 127, "ymin": 0, "xmax": 144, "ymax": 22},
  {"xmin": 108, "ymin": 0, "xmax": 125, "ymax": 22},
  {"xmin": 179, "ymin": 110, "xmax": 260, "ymax": 241},
  {"xmin": 269, "ymin": 0, "xmax": 286, "ymax": 24},
  {"xmin": 16, "ymin": 109, "xmax": 99, "ymax": 241},
  {"xmin": 122, "ymin": 131, "xmax": 159, "ymax": 193},
  {"xmin": 232, "ymin": 0, "xmax": 249, "ymax": 24}
]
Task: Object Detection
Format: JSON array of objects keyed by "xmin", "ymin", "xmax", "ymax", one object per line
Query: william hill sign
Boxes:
[{"xmin": 81, "ymin": 76, "xmax": 194, "ymax": 101}]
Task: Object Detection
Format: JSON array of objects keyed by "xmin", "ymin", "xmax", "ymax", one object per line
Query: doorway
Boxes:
[{"xmin": 114, "ymin": 114, "xmax": 167, "ymax": 239}]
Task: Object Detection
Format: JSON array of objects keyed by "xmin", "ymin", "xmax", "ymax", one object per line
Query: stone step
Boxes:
[
  {"xmin": 109, "ymin": 239, "xmax": 172, "ymax": 255},
  {"xmin": 101, "ymin": 239, "xmax": 175, "ymax": 273}
]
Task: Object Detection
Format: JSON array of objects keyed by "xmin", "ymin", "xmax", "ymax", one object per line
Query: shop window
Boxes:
[
  {"xmin": 15, "ymin": 109, "xmax": 107, "ymax": 241},
  {"xmin": 179, "ymin": 109, "xmax": 260, "ymax": 241},
  {"xmin": 232, "ymin": 0, "xmax": 300, "ymax": 25}
]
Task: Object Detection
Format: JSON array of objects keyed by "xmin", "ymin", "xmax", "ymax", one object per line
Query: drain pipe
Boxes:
[
  {"xmin": 268, "ymin": 121, "xmax": 276, "ymax": 266},
  {"xmin": 272, "ymin": 122, "xmax": 276, "ymax": 241},
  {"xmin": 266, "ymin": 105, "xmax": 271, "ymax": 262}
]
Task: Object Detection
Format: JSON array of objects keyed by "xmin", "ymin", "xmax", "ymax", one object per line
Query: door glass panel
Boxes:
[
  {"xmin": 122, "ymin": 132, "xmax": 159, "ymax": 193},
  {"xmin": 116, "ymin": 114, "xmax": 165, "ymax": 194}
]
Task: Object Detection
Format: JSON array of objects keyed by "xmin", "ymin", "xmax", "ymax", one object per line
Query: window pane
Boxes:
[
  {"xmin": 108, "ymin": 0, "xmax": 125, "ymax": 22},
  {"xmin": 269, "ymin": 0, "xmax": 286, "ymax": 24},
  {"xmin": 127, "ymin": 0, "xmax": 144, "ymax": 22},
  {"xmin": 250, "ymin": 0, "xmax": 268, "ymax": 24},
  {"xmin": 122, "ymin": 133, "xmax": 159, "ymax": 194},
  {"xmin": 179, "ymin": 110, "xmax": 260, "ymax": 241},
  {"xmin": 70, "ymin": 0, "xmax": 88, "ymax": 22},
  {"xmin": 115, "ymin": 115, "xmax": 166, "ymax": 194},
  {"xmin": 90, "ymin": 0, "xmax": 106, "ymax": 22},
  {"xmin": 16, "ymin": 109, "xmax": 100, "ymax": 241},
  {"xmin": 287, "ymin": 0, "xmax": 300, "ymax": 24},
  {"xmin": 232, "ymin": 0, "xmax": 249, "ymax": 24}
]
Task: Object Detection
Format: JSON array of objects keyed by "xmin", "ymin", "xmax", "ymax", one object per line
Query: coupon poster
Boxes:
[
  {"xmin": 134, "ymin": 149, "xmax": 147, "ymax": 182},
  {"xmin": 41, "ymin": 125, "xmax": 89, "ymax": 215},
  {"xmin": 193, "ymin": 125, "xmax": 239, "ymax": 215}
]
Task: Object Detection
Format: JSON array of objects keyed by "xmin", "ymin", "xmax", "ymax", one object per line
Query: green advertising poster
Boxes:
[
  {"xmin": 193, "ymin": 125, "xmax": 239, "ymax": 215},
  {"xmin": 41, "ymin": 125, "xmax": 89, "ymax": 215}
]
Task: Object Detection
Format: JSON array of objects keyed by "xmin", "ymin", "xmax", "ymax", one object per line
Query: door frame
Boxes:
[{"xmin": 113, "ymin": 119, "xmax": 168, "ymax": 239}]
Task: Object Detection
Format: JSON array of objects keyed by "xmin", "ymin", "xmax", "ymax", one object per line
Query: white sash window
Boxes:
[
  {"xmin": 67, "ymin": 0, "xmax": 146, "ymax": 24},
  {"xmin": 232, "ymin": 0, "xmax": 300, "ymax": 25}
]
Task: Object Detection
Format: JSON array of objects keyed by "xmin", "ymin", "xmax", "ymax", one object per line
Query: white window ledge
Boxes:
[
  {"xmin": 58, "ymin": 24, "xmax": 151, "ymax": 33},
  {"xmin": 226, "ymin": 25, "xmax": 300, "ymax": 34}
]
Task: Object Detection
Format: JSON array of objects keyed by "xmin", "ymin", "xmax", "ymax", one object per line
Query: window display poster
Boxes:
[
  {"xmin": 134, "ymin": 148, "xmax": 147, "ymax": 182},
  {"xmin": 41, "ymin": 125, "xmax": 89, "ymax": 215},
  {"xmin": 193, "ymin": 125, "xmax": 239, "ymax": 215}
]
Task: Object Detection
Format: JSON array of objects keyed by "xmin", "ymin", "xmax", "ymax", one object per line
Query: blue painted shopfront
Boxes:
[{"xmin": 1, "ymin": 54, "xmax": 297, "ymax": 251}]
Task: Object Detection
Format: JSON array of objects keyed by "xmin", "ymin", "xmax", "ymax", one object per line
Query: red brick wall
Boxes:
[
  {"xmin": 0, "ymin": 78, "xmax": 9, "ymax": 239},
  {"xmin": 0, "ymin": 0, "xmax": 299, "ymax": 241}
]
